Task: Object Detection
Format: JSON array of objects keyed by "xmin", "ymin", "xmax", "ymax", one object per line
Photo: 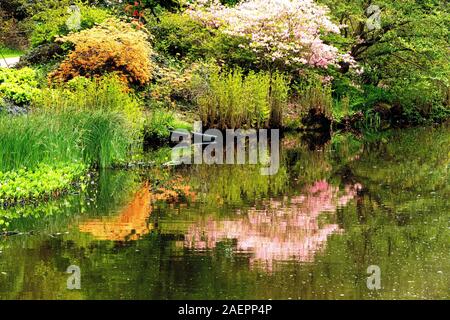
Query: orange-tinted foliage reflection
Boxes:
[
  {"xmin": 79, "ymin": 185, "xmax": 152, "ymax": 241},
  {"xmin": 78, "ymin": 176, "xmax": 196, "ymax": 241},
  {"xmin": 153, "ymin": 176, "xmax": 197, "ymax": 202}
]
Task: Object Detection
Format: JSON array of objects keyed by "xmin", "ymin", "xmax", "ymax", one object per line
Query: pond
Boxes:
[{"xmin": 0, "ymin": 124, "xmax": 449, "ymax": 300}]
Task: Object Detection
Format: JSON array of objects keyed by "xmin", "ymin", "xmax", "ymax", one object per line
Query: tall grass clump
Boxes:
[
  {"xmin": 34, "ymin": 75, "xmax": 144, "ymax": 140},
  {"xmin": 191, "ymin": 64, "xmax": 289, "ymax": 129},
  {"xmin": 70, "ymin": 111, "xmax": 130, "ymax": 168},
  {"xmin": 270, "ymin": 72, "xmax": 290, "ymax": 127},
  {"xmin": 0, "ymin": 110, "xmax": 131, "ymax": 172},
  {"xmin": 294, "ymin": 81, "xmax": 333, "ymax": 119}
]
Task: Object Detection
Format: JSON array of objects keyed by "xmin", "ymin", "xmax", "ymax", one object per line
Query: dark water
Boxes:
[{"xmin": 0, "ymin": 124, "xmax": 449, "ymax": 300}]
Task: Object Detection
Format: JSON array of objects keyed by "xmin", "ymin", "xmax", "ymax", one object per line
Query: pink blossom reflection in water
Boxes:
[{"xmin": 184, "ymin": 180, "xmax": 362, "ymax": 270}]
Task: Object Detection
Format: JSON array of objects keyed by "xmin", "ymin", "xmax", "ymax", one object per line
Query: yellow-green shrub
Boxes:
[
  {"xmin": 149, "ymin": 62, "xmax": 200, "ymax": 108},
  {"xmin": 0, "ymin": 67, "xmax": 40, "ymax": 105},
  {"xmin": 30, "ymin": 3, "xmax": 111, "ymax": 47}
]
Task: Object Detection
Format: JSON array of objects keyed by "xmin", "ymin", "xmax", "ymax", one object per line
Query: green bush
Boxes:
[
  {"xmin": 144, "ymin": 109, "xmax": 192, "ymax": 144},
  {"xmin": 144, "ymin": 109, "xmax": 176, "ymax": 142},
  {"xmin": 149, "ymin": 12, "xmax": 215, "ymax": 61},
  {"xmin": 0, "ymin": 10, "xmax": 29, "ymax": 50},
  {"xmin": 0, "ymin": 67, "xmax": 39, "ymax": 105},
  {"xmin": 390, "ymin": 79, "xmax": 449, "ymax": 123},
  {"xmin": 148, "ymin": 12, "xmax": 257, "ymax": 69},
  {"xmin": 220, "ymin": 0, "xmax": 241, "ymax": 6},
  {"xmin": 30, "ymin": 4, "xmax": 110, "ymax": 47}
]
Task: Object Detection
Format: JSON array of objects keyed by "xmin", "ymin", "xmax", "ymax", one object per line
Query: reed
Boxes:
[
  {"xmin": 0, "ymin": 110, "xmax": 131, "ymax": 172},
  {"xmin": 191, "ymin": 67, "xmax": 288, "ymax": 129},
  {"xmin": 296, "ymin": 82, "xmax": 333, "ymax": 119}
]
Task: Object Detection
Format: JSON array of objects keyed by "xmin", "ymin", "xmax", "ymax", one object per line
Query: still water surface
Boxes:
[{"xmin": 0, "ymin": 124, "xmax": 449, "ymax": 299}]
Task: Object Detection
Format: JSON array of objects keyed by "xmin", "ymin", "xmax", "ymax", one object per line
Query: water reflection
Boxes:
[
  {"xmin": 183, "ymin": 181, "xmax": 362, "ymax": 270},
  {"xmin": 79, "ymin": 185, "xmax": 152, "ymax": 241},
  {"xmin": 0, "ymin": 124, "xmax": 448, "ymax": 299}
]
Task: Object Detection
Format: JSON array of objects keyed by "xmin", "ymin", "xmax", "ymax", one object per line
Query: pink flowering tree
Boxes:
[{"xmin": 188, "ymin": 0, "xmax": 348, "ymax": 71}]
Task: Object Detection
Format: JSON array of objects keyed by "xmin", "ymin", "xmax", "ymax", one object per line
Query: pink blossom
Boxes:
[{"xmin": 187, "ymin": 0, "xmax": 343, "ymax": 69}]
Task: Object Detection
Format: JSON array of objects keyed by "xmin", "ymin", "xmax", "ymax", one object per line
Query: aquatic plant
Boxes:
[
  {"xmin": 0, "ymin": 162, "xmax": 87, "ymax": 207},
  {"xmin": 35, "ymin": 75, "xmax": 144, "ymax": 142},
  {"xmin": 190, "ymin": 65, "xmax": 289, "ymax": 129}
]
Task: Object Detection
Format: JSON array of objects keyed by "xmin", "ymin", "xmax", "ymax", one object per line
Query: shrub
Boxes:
[
  {"xmin": 0, "ymin": 11, "xmax": 29, "ymax": 50},
  {"xmin": 148, "ymin": 61, "xmax": 201, "ymax": 108},
  {"xmin": 15, "ymin": 43, "xmax": 65, "ymax": 67},
  {"xmin": 0, "ymin": 67, "xmax": 40, "ymax": 105},
  {"xmin": 190, "ymin": 63, "xmax": 289, "ymax": 129},
  {"xmin": 143, "ymin": 109, "xmax": 192, "ymax": 145},
  {"xmin": 30, "ymin": 4, "xmax": 111, "ymax": 47},
  {"xmin": 148, "ymin": 12, "xmax": 257, "ymax": 69},
  {"xmin": 390, "ymin": 79, "xmax": 449, "ymax": 123},
  {"xmin": 149, "ymin": 12, "xmax": 216, "ymax": 61},
  {"xmin": 144, "ymin": 109, "xmax": 176, "ymax": 143},
  {"xmin": 49, "ymin": 19, "xmax": 155, "ymax": 86},
  {"xmin": 187, "ymin": 0, "xmax": 341, "ymax": 70},
  {"xmin": 220, "ymin": 0, "xmax": 241, "ymax": 5}
]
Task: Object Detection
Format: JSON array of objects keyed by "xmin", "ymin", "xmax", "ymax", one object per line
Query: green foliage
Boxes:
[
  {"xmin": 190, "ymin": 63, "xmax": 289, "ymax": 129},
  {"xmin": 149, "ymin": 12, "xmax": 215, "ymax": 61},
  {"xmin": 148, "ymin": 12, "xmax": 257, "ymax": 69},
  {"xmin": 144, "ymin": 109, "xmax": 176, "ymax": 142},
  {"xmin": 123, "ymin": 0, "xmax": 180, "ymax": 12},
  {"xmin": 318, "ymin": 0, "xmax": 450, "ymax": 123},
  {"xmin": 0, "ymin": 67, "xmax": 39, "ymax": 105},
  {"xmin": 30, "ymin": 4, "xmax": 111, "ymax": 47},
  {"xmin": 220, "ymin": 0, "xmax": 241, "ymax": 6},
  {"xmin": 0, "ymin": 7, "xmax": 29, "ymax": 49},
  {"xmin": 0, "ymin": 111, "xmax": 131, "ymax": 172},
  {"xmin": 293, "ymin": 81, "xmax": 333, "ymax": 119},
  {"xmin": 147, "ymin": 60, "xmax": 196, "ymax": 108},
  {"xmin": 269, "ymin": 72, "xmax": 290, "ymax": 127},
  {"xmin": 0, "ymin": 46, "xmax": 24, "ymax": 58},
  {"xmin": 390, "ymin": 78, "xmax": 449, "ymax": 123},
  {"xmin": 35, "ymin": 75, "xmax": 144, "ymax": 141},
  {"xmin": 144, "ymin": 109, "xmax": 191, "ymax": 143},
  {"xmin": 6, "ymin": 0, "xmax": 73, "ymax": 17},
  {"xmin": 0, "ymin": 163, "xmax": 87, "ymax": 205}
]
